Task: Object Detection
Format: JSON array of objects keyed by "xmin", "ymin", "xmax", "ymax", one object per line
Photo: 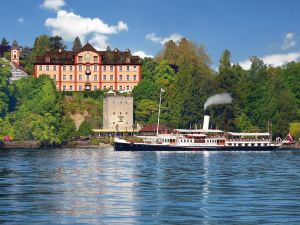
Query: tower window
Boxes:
[{"xmin": 14, "ymin": 55, "xmax": 16, "ymax": 59}]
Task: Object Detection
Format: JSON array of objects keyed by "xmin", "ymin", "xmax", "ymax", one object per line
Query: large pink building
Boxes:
[{"xmin": 34, "ymin": 43, "xmax": 142, "ymax": 92}]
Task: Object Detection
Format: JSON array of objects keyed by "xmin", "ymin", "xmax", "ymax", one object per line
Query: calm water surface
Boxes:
[{"xmin": 1, "ymin": 147, "xmax": 300, "ymax": 224}]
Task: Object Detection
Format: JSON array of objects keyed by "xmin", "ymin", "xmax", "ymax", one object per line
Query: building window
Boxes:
[
  {"xmin": 119, "ymin": 75, "xmax": 122, "ymax": 81},
  {"xmin": 86, "ymin": 75, "xmax": 90, "ymax": 80},
  {"xmin": 53, "ymin": 66, "xmax": 56, "ymax": 71},
  {"xmin": 126, "ymin": 86, "xmax": 129, "ymax": 91},
  {"xmin": 110, "ymin": 66, "xmax": 113, "ymax": 71},
  {"xmin": 94, "ymin": 86, "xmax": 97, "ymax": 90},
  {"xmin": 63, "ymin": 66, "xmax": 66, "ymax": 71},
  {"xmin": 79, "ymin": 85, "xmax": 82, "ymax": 91},
  {"xmin": 103, "ymin": 86, "xmax": 106, "ymax": 90},
  {"xmin": 103, "ymin": 66, "xmax": 106, "ymax": 72},
  {"xmin": 94, "ymin": 65, "xmax": 98, "ymax": 72},
  {"xmin": 53, "ymin": 75, "xmax": 56, "ymax": 80},
  {"xmin": 63, "ymin": 75, "xmax": 66, "ymax": 80},
  {"xmin": 79, "ymin": 65, "xmax": 82, "ymax": 71},
  {"xmin": 110, "ymin": 75, "xmax": 113, "ymax": 81},
  {"xmin": 79, "ymin": 75, "xmax": 82, "ymax": 80},
  {"xmin": 94, "ymin": 75, "xmax": 97, "ymax": 81},
  {"xmin": 69, "ymin": 75, "xmax": 73, "ymax": 80},
  {"xmin": 113, "ymin": 112, "xmax": 115, "ymax": 115},
  {"xmin": 46, "ymin": 66, "xmax": 49, "ymax": 71},
  {"xmin": 134, "ymin": 75, "xmax": 137, "ymax": 80},
  {"xmin": 119, "ymin": 66, "xmax": 122, "ymax": 71},
  {"xmin": 110, "ymin": 86, "xmax": 113, "ymax": 90},
  {"xmin": 133, "ymin": 65, "xmax": 137, "ymax": 71},
  {"xmin": 79, "ymin": 56, "xmax": 82, "ymax": 62},
  {"xmin": 103, "ymin": 75, "xmax": 106, "ymax": 81},
  {"xmin": 119, "ymin": 85, "xmax": 122, "ymax": 91},
  {"xmin": 39, "ymin": 65, "xmax": 42, "ymax": 71},
  {"xmin": 63, "ymin": 85, "xmax": 66, "ymax": 91},
  {"xmin": 126, "ymin": 65, "xmax": 130, "ymax": 71},
  {"xmin": 69, "ymin": 86, "xmax": 73, "ymax": 91},
  {"xmin": 127, "ymin": 75, "xmax": 130, "ymax": 81},
  {"xmin": 86, "ymin": 65, "xmax": 90, "ymax": 71},
  {"xmin": 69, "ymin": 66, "xmax": 73, "ymax": 71},
  {"xmin": 94, "ymin": 56, "xmax": 98, "ymax": 62}
]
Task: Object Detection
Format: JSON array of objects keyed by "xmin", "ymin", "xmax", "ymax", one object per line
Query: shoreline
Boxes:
[
  {"xmin": 0, "ymin": 141, "xmax": 113, "ymax": 149},
  {"xmin": 0, "ymin": 141, "xmax": 299, "ymax": 150}
]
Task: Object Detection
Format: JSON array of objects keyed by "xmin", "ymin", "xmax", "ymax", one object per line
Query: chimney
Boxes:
[{"xmin": 203, "ymin": 115, "xmax": 210, "ymax": 131}]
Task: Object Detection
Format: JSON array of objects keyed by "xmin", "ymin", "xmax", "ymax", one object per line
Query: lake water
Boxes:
[{"xmin": 1, "ymin": 147, "xmax": 300, "ymax": 224}]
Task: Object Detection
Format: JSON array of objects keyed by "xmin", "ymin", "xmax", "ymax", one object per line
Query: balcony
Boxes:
[{"xmin": 85, "ymin": 69, "xmax": 91, "ymax": 75}]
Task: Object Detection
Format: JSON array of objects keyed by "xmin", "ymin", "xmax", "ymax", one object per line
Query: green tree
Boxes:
[
  {"xmin": 77, "ymin": 121, "xmax": 92, "ymax": 137},
  {"xmin": 1, "ymin": 38, "xmax": 9, "ymax": 46},
  {"xmin": 12, "ymin": 40, "xmax": 18, "ymax": 48},
  {"xmin": 59, "ymin": 116, "xmax": 77, "ymax": 140},
  {"xmin": 0, "ymin": 37, "xmax": 10, "ymax": 57},
  {"xmin": 0, "ymin": 117, "xmax": 14, "ymax": 138},
  {"xmin": 49, "ymin": 36, "xmax": 66, "ymax": 50},
  {"xmin": 25, "ymin": 35, "xmax": 51, "ymax": 74},
  {"xmin": 141, "ymin": 57, "xmax": 157, "ymax": 81},
  {"xmin": 72, "ymin": 36, "xmax": 82, "ymax": 52},
  {"xmin": 153, "ymin": 60, "xmax": 175, "ymax": 88},
  {"xmin": 0, "ymin": 59, "xmax": 13, "ymax": 117},
  {"xmin": 135, "ymin": 99, "xmax": 158, "ymax": 125}
]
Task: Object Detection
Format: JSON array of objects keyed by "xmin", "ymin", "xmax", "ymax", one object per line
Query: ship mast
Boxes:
[{"xmin": 156, "ymin": 88, "xmax": 164, "ymax": 136}]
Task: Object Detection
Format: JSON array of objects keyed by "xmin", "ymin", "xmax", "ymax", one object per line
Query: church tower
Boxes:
[{"xmin": 11, "ymin": 40, "xmax": 20, "ymax": 65}]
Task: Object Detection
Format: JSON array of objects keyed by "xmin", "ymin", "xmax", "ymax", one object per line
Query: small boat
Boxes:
[
  {"xmin": 114, "ymin": 115, "xmax": 282, "ymax": 151},
  {"xmin": 282, "ymin": 133, "xmax": 296, "ymax": 145}
]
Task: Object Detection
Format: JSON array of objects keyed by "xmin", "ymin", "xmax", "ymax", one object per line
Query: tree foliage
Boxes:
[{"xmin": 72, "ymin": 36, "xmax": 82, "ymax": 52}]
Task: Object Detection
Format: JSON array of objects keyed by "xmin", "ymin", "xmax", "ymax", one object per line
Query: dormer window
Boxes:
[
  {"xmin": 78, "ymin": 56, "xmax": 83, "ymax": 62},
  {"xmin": 46, "ymin": 57, "xmax": 50, "ymax": 62},
  {"xmin": 126, "ymin": 58, "xmax": 130, "ymax": 64}
]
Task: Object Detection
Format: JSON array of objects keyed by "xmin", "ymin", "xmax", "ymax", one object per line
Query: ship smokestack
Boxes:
[{"xmin": 203, "ymin": 115, "xmax": 210, "ymax": 131}]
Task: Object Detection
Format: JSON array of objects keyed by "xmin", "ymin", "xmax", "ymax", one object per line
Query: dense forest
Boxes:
[{"xmin": 0, "ymin": 35, "xmax": 300, "ymax": 145}]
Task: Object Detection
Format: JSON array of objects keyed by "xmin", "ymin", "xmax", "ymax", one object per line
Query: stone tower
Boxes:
[{"xmin": 11, "ymin": 40, "xmax": 20, "ymax": 65}]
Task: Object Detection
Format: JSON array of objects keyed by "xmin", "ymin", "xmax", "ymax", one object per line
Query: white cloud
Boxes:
[
  {"xmin": 146, "ymin": 32, "xmax": 183, "ymax": 45},
  {"xmin": 90, "ymin": 34, "xmax": 108, "ymax": 50},
  {"xmin": 238, "ymin": 52, "xmax": 300, "ymax": 70},
  {"xmin": 282, "ymin": 32, "xmax": 296, "ymax": 50},
  {"xmin": 42, "ymin": 0, "xmax": 65, "ymax": 11},
  {"xmin": 17, "ymin": 17, "xmax": 24, "ymax": 23},
  {"xmin": 45, "ymin": 10, "xmax": 128, "ymax": 48},
  {"xmin": 132, "ymin": 51, "xmax": 153, "ymax": 58}
]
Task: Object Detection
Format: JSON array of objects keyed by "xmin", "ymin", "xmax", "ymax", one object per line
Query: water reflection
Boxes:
[{"xmin": 0, "ymin": 148, "xmax": 300, "ymax": 224}]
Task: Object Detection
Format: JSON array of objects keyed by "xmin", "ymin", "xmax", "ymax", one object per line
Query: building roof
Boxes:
[
  {"xmin": 139, "ymin": 124, "xmax": 171, "ymax": 132},
  {"xmin": 34, "ymin": 43, "xmax": 141, "ymax": 65},
  {"xmin": 227, "ymin": 132, "xmax": 270, "ymax": 136},
  {"xmin": 11, "ymin": 61, "xmax": 27, "ymax": 73}
]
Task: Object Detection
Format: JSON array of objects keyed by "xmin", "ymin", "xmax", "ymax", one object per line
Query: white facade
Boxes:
[{"xmin": 103, "ymin": 95, "xmax": 133, "ymax": 131}]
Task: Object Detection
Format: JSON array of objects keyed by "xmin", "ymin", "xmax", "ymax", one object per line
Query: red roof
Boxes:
[
  {"xmin": 11, "ymin": 62, "xmax": 27, "ymax": 73},
  {"xmin": 139, "ymin": 124, "xmax": 170, "ymax": 132},
  {"xmin": 34, "ymin": 43, "xmax": 141, "ymax": 65}
]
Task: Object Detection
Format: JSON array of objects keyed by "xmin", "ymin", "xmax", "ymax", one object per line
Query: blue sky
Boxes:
[{"xmin": 1, "ymin": 0, "xmax": 300, "ymax": 69}]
